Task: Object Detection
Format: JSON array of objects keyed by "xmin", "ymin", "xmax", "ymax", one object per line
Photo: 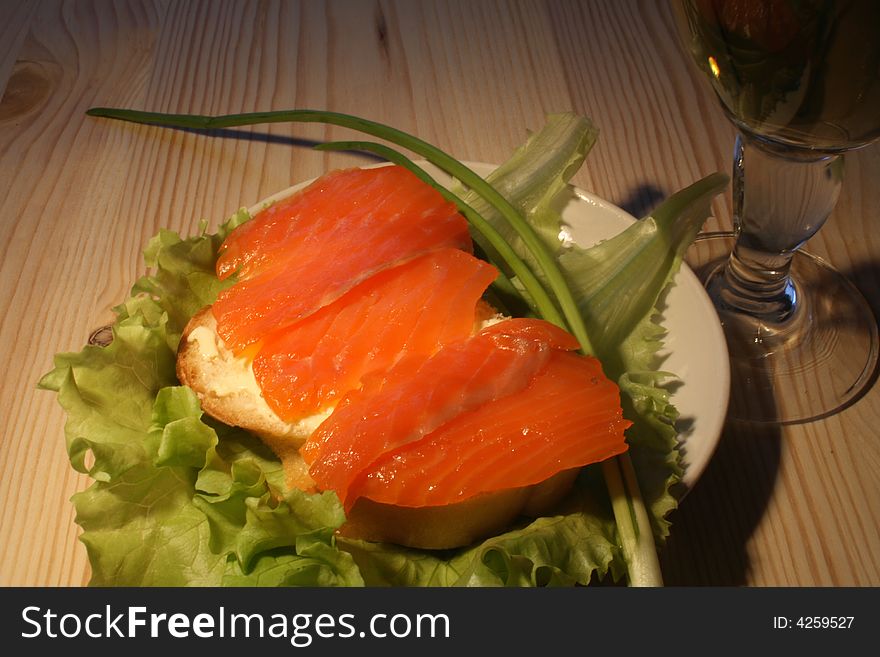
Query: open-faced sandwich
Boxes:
[
  {"xmin": 41, "ymin": 111, "xmax": 727, "ymax": 586},
  {"xmin": 176, "ymin": 164, "xmax": 631, "ymax": 549}
]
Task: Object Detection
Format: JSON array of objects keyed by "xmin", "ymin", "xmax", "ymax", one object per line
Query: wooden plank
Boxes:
[{"xmin": 0, "ymin": 0, "xmax": 167, "ymax": 586}]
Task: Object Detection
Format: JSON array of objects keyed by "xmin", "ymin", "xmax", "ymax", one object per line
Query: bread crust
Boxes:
[
  {"xmin": 340, "ymin": 469, "xmax": 580, "ymax": 549},
  {"xmin": 177, "ymin": 307, "xmax": 318, "ymax": 490}
]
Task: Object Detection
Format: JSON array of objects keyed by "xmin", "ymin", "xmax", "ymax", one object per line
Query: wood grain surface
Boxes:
[{"xmin": 1, "ymin": 0, "xmax": 878, "ymax": 587}]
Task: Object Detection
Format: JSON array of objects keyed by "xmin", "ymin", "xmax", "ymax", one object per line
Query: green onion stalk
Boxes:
[{"xmin": 85, "ymin": 106, "xmax": 663, "ymax": 586}]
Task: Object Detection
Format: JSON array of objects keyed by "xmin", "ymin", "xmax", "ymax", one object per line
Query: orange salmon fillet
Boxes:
[
  {"xmin": 212, "ymin": 166, "xmax": 471, "ymax": 353},
  {"xmin": 301, "ymin": 318, "xmax": 581, "ymax": 507},
  {"xmin": 252, "ymin": 248, "xmax": 498, "ymax": 421},
  {"xmin": 349, "ymin": 351, "xmax": 630, "ymax": 508}
]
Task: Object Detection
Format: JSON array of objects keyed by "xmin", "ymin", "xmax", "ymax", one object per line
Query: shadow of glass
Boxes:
[
  {"xmin": 815, "ymin": 261, "xmax": 880, "ymax": 409},
  {"xmin": 844, "ymin": 261, "xmax": 880, "ymax": 318},
  {"xmin": 660, "ymin": 362, "xmax": 783, "ymax": 586},
  {"xmin": 657, "ymin": 237, "xmax": 785, "ymax": 585}
]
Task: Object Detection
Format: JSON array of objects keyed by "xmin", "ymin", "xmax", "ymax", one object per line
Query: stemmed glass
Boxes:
[{"xmin": 673, "ymin": 0, "xmax": 880, "ymax": 423}]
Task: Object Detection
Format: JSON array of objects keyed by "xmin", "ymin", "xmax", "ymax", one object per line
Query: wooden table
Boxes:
[{"xmin": 1, "ymin": 0, "xmax": 878, "ymax": 587}]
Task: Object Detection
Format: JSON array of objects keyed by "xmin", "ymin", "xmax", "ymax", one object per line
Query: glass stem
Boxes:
[{"xmin": 710, "ymin": 132, "xmax": 843, "ymax": 326}]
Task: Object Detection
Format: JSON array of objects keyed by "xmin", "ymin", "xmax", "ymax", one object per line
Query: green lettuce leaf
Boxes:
[
  {"xmin": 38, "ymin": 219, "xmax": 362, "ymax": 587},
  {"xmin": 460, "ymin": 113, "xmax": 598, "ymax": 280}
]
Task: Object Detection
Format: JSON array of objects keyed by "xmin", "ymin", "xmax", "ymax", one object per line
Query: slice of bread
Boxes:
[
  {"xmin": 176, "ymin": 306, "xmax": 579, "ymax": 549},
  {"xmin": 341, "ymin": 468, "xmax": 579, "ymax": 549},
  {"xmin": 176, "ymin": 307, "xmax": 322, "ymax": 490}
]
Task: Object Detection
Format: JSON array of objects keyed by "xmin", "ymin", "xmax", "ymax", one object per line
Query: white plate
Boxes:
[{"xmin": 250, "ymin": 161, "xmax": 729, "ymax": 490}]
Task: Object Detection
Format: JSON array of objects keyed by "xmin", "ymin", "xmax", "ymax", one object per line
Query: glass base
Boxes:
[{"xmin": 685, "ymin": 232, "xmax": 879, "ymax": 424}]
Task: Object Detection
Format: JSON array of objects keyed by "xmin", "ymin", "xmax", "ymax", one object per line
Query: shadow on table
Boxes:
[
  {"xmin": 659, "ymin": 416, "xmax": 781, "ymax": 586},
  {"xmin": 812, "ymin": 260, "xmax": 880, "ymax": 416},
  {"xmin": 658, "ymin": 236, "xmax": 781, "ymax": 586},
  {"xmin": 614, "ymin": 184, "xmax": 666, "ymax": 221},
  {"xmin": 831, "ymin": 260, "xmax": 880, "ymax": 350},
  {"xmin": 165, "ymin": 126, "xmax": 394, "ymax": 162},
  {"xmin": 659, "ymin": 259, "xmax": 880, "ymax": 585}
]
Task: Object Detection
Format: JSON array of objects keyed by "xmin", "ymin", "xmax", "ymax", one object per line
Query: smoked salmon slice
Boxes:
[
  {"xmin": 301, "ymin": 318, "xmax": 581, "ymax": 507},
  {"xmin": 348, "ymin": 351, "xmax": 630, "ymax": 508},
  {"xmin": 212, "ymin": 166, "xmax": 471, "ymax": 354},
  {"xmin": 252, "ymin": 248, "xmax": 498, "ymax": 422}
]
